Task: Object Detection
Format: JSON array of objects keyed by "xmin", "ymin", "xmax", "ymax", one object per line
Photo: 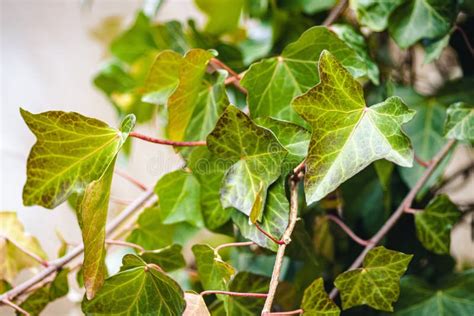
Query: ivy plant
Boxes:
[{"xmin": 1, "ymin": 1, "xmax": 473, "ymax": 315}]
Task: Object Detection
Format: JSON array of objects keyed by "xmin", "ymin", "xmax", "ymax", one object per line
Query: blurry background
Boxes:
[{"xmin": 1, "ymin": 0, "xmax": 473, "ymax": 315}]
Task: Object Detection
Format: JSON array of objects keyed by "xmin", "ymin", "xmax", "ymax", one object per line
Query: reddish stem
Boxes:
[
  {"xmin": 210, "ymin": 58, "xmax": 248, "ymax": 94},
  {"xmin": 254, "ymin": 223, "xmax": 286, "ymax": 245},
  {"xmin": 114, "ymin": 169, "xmax": 148, "ymax": 191},
  {"xmin": 1, "ymin": 237, "xmax": 48, "ymax": 267},
  {"xmin": 414, "ymin": 155, "xmax": 430, "ymax": 168},
  {"xmin": 1, "ymin": 299, "xmax": 30, "ymax": 316},
  {"xmin": 201, "ymin": 290, "xmax": 268, "ymax": 298},
  {"xmin": 105, "ymin": 239, "xmax": 145, "ymax": 253},
  {"xmin": 263, "ymin": 309, "xmax": 304, "ymax": 316},
  {"xmin": 129, "ymin": 132, "xmax": 206, "ymax": 147},
  {"xmin": 214, "ymin": 241, "xmax": 255, "ymax": 254},
  {"xmin": 326, "ymin": 214, "xmax": 372, "ymax": 247},
  {"xmin": 455, "ymin": 25, "xmax": 474, "ymax": 56},
  {"xmin": 404, "ymin": 207, "xmax": 422, "ymax": 215}
]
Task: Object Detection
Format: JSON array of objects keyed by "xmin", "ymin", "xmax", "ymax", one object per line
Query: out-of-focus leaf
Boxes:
[
  {"xmin": 424, "ymin": 34, "xmax": 450, "ymax": 64},
  {"xmin": 192, "ymin": 244, "xmax": 235, "ymax": 292},
  {"xmin": 301, "ymin": 0, "xmax": 336, "ymax": 14},
  {"xmin": 20, "ymin": 109, "xmax": 135, "ymax": 209},
  {"xmin": 207, "ymin": 106, "xmax": 287, "ymax": 221},
  {"xmin": 292, "ymin": 51, "xmax": 414, "ymax": 205},
  {"xmin": 444, "ymin": 102, "xmax": 474, "ymax": 141},
  {"xmin": 225, "ymin": 272, "xmax": 269, "ymax": 315},
  {"xmin": 241, "ymin": 26, "xmax": 368, "ymax": 125},
  {"xmin": 0, "ymin": 280, "xmax": 12, "ymax": 294},
  {"xmin": 151, "ymin": 20, "xmax": 189, "ymax": 54},
  {"xmin": 313, "ymin": 216, "xmax": 335, "ymax": 262},
  {"xmin": 195, "ymin": 0, "xmax": 244, "ymax": 35},
  {"xmin": 0, "ymin": 212, "xmax": 47, "ymax": 282},
  {"xmin": 374, "ymin": 159, "xmax": 394, "ymax": 191},
  {"xmin": 394, "ymin": 270, "xmax": 474, "ymax": 315},
  {"xmin": 183, "ymin": 293, "xmax": 210, "ymax": 316},
  {"xmin": 154, "ymin": 170, "xmax": 204, "ymax": 227},
  {"xmin": 82, "ymin": 254, "xmax": 185, "ymax": 315},
  {"xmin": 415, "ymin": 195, "xmax": 461, "ymax": 255},
  {"xmin": 334, "ymin": 246, "xmax": 413, "ymax": 311},
  {"xmin": 301, "ymin": 278, "xmax": 340, "ymax": 316},
  {"xmin": 351, "ymin": 0, "xmax": 404, "ymax": 31},
  {"xmin": 140, "ymin": 244, "xmax": 186, "ymax": 272}
]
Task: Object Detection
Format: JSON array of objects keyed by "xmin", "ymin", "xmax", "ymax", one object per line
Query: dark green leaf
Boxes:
[
  {"xmin": 424, "ymin": 34, "xmax": 450, "ymax": 63},
  {"xmin": 444, "ymin": 102, "xmax": 474, "ymax": 141},
  {"xmin": 192, "ymin": 244, "xmax": 235, "ymax": 292},
  {"xmin": 301, "ymin": 278, "xmax": 340, "ymax": 316},
  {"xmin": 140, "ymin": 244, "xmax": 186, "ymax": 272},
  {"xmin": 225, "ymin": 272, "xmax": 269, "ymax": 315}
]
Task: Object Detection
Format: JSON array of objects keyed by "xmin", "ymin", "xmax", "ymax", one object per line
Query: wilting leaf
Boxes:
[
  {"xmin": 388, "ymin": 0, "xmax": 458, "ymax": 48},
  {"xmin": 183, "ymin": 293, "xmax": 210, "ymax": 316},
  {"xmin": 351, "ymin": 0, "xmax": 404, "ymax": 31},
  {"xmin": 225, "ymin": 272, "xmax": 269, "ymax": 315},
  {"xmin": 207, "ymin": 106, "xmax": 287, "ymax": 221},
  {"xmin": 0, "ymin": 212, "xmax": 47, "ymax": 282},
  {"xmin": 415, "ymin": 195, "xmax": 461, "ymax": 255},
  {"xmin": 301, "ymin": 278, "xmax": 340, "ymax": 316},
  {"xmin": 241, "ymin": 26, "xmax": 368, "ymax": 125},
  {"xmin": 292, "ymin": 51, "xmax": 414, "ymax": 205},
  {"xmin": 394, "ymin": 270, "xmax": 474, "ymax": 315},
  {"xmin": 19, "ymin": 269, "xmax": 69, "ymax": 316},
  {"xmin": 21, "ymin": 109, "xmax": 135, "ymax": 209},
  {"xmin": 82, "ymin": 254, "xmax": 185, "ymax": 315},
  {"xmin": 154, "ymin": 170, "xmax": 204, "ymax": 227},
  {"xmin": 334, "ymin": 246, "xmax": 413, "ymax": 311},
  {"xmin": 444, "ymin": 102, "xmax": 474, "ymax": 141},
  {"xmin": 195, "ymin": 0, "xmax": 244, "ymax": 35},
  {"xmin": 192, "ymin": 244, "xmax": 235, "ymax": 292},
  {"xmin": 140, "ymin": 244, "xmax": 186, "ymax": 272}
]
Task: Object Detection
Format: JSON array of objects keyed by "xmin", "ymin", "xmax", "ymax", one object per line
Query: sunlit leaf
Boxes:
[
  {"xmin": 444, "ymin": 102, "xmax": 474, "ymax": 141},
  {"xmin": 195, "ymin": 0, "xmax": 244, "ymax": 35},
  {"xmin": 292, "ymin": 51, "xmax": 414, "ymax": 204},
  {"xmin": 334, "ymin": 246, "xmax": 413, "ymax": 311},
  {"xmin": 192, "ymin": 244, "xmax": 235, "ymax": 292},
  {"xmin": 301, "ymin": 278, "xmax": 340, "ymax": 316}
]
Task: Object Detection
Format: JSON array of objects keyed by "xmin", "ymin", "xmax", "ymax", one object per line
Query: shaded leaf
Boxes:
[
  {"xmin": 225, "ymin": 272, "xmax": 269, "ymax": 315},
  {"xmin": 351, "ymin": 0, "xmax": 404, "ymax": 31},
  {"xmin": 444, "ymin": 102, "xmax": 474, "ymax": 141},
  {"xmin": 183, "ymin": 293, "xmax": 210, "ymax": 316},
  {"xmin": 292, "ymin": 51, "xmax": 414, "ymax": 205},
  {"xmin": 192, "ymin": 244, "xmax": 235, "ymax": 292},
  {"xmin": 415, "ymin": 194, "xmax": 461, "ymax": 254},
  {"xmin": 334, "ymin": 246, "xmax": 413, "ymax": 311},
  {"xmin": 424, "ymin": 34, "xmax": 450, "ymax": 64},
  {"xmin": 374, "ymin": 159, "xmax": 394, "ymax": 191},
  {"xmin": 241, "ymin": 26, "xmax": 368, "ymax": 125},
  {"xmin": 140, "ymin": 244, "xmax": 186, "ymax": 272},
  {"xmin": 20, "ymin": 109, "xmax": 135, "ymax": 209},
  {"xmin": 301, "ymin": 278, "xmax": 340, "ymax": 316},
  {"xmin": 0, "ymin": 212, "xmax": 46, "ymax": 282},
  {"xmin": 195, "ymin": 0, "xmax": 244, "ymax": 35},
  {"xmin": 82, "ymin": 254, "xmax": 185, "ymax": 316}
]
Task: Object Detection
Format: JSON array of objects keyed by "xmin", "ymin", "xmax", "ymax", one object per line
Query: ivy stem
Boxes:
[
  {"xmin": 110, "ymin": 197, "xmax": 134, "ymax": 205},
  {"xmin": 114, "ymin": 168, "xmax": 148, "ymax": 191},
  {"xmin": 214, "ymin": 241, "xmax": 255, "ymax": 254},
  {"xmin": 414, "ymin": 155, "xmax": 430, "ymax": 168},
  {"xmin": 455, "ymin": 25, "xmax": 474, "ymax": 56},
  {"xmin": 209, "ymin": 58, "xmax": 247, "ymax": 94},
  {"xmin": 200, "ymin": 290, "xmax": 268, "ymax": 298},
  {"xmin": 0, "ymin": 237, "xmax": 48, "ymax": 267},
  {"xmin": 326, "ymin": 214, "xmax": 373, "ymax": 246},
  {"xmin": 1, "ymin": 299, "xmax": 30, "ymax": 316},
  {"xmin": 328, "ymin": 139, "xmax": 456, "ymax": 299},
  {"xmin": 404, "ymin": 207, "xmax": 422, "ymax": 215},
  {"xmin": 261, "ymin": 177, "xmax": 300, "ymax": 314},
  {"xmin": 129, "ymin": 131, "xmax": 207, "ymax": 147},
  {"xmin": 105, "ymin": 239, "xmax": 145, "ymax": 254},
  {"xmin": 263, "ymin": 309, "xmax": 304, "ymax": 315},
  {"xmin": 322, "ymin": 0, "xmax": 348, "ymax": 26},
  {"xmin": 254, "ymin": 223, "xmax": 286, "ymax": 245}
]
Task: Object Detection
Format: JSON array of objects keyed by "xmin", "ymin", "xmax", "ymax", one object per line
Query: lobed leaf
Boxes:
[
  {"xmin": 140, "ymin": 244, "xmax": 186, "ymax": 272},
  {"xmin": 224, "ymin": 272, "xmax": 270, "ymax": 315},
  {"xmin": 192, "ymin": 244, "xmax": 235, "ymax": 292},
  {"xmin": 301, "ymin": 278, "xmax": 340, "ymax": 316}
]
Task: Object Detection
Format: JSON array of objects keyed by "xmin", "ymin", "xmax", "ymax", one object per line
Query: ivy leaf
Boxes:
[
  {"xmin": 292, "ymin": 51, "xmax": 415, "ymax": 205},
  {"xmin": 154, "ymin": 169, "xmax": 204, "ymax": 227},
  {"xmin": 241, "ymin": 26, "xmax": 368, "ymax": 124},
  {"xmin": 388, "ymin": 0, "xmax": 458, "ymax": 48},
  {"xmin": 351, "ymin": 0, "xmax": 404, "ymax": 31},
  {"xmin": 0, "ymin": 212, "xmax": 47, "ymax": 282},
  {"xmin": 19, "ymin": 269, "xmax": 69, "ymax": 316},
  {"xmin": 224, "ymin": 272, "xmax": 270, "ymax": 315},
  {"xmin": 394, "ymin": 270, "xmax": 474, "ymax": 315},
  {"xmin": 334, "ymin": 246, "xmax": 413, "ymax": 312},
  {"xmin": 415, "ymin": 195, "xmax": 461, "ymax": 255},
  {"xmin": 207, "ymin": 105, "xmax": 287, "ymax": 221},
  {"xmin": 82, "ymin": 254, "xmax": 185, "ymax": 316},
  {"xmin": 232, "ymin": 177, "xmax": 288, "ymax": 251},
  {"xmin": 301, "ymin": 278, "xmax": 340, "ymax": 316},
  {"xmin": 20, "ymin": 109, "xmax": 135, "ymax": 209},
  {"xmin": 140, "ymin": 244, "xmax": 186, "ymax": 272},
  {"xmin": 424, "ymin": 34, "xmax": 450, "ymax": 64},
  {"xmin": 183, "ymin": 293, "xmax": 210, "ymax": 316},
  {"xmin": 192, "ymin": 244, "xmax": 235, "ymax": 292},
  {"xmin": 444, "ymin": 102, "xmax": 474, "ymax": 141},
  {"xmin": 151, "ymin": 21, "xmax": 190, "ymax": 54},
  {"xmin": 195, "ymin": 0, "xmax": 244, "ymax": 35},
  {"xmin": 188, "ymin": 147, "xmax": 231, "ymax": 230},
  {"xmin": 167, "ymin": 49, "xmax": 214, "ymax": 141}
]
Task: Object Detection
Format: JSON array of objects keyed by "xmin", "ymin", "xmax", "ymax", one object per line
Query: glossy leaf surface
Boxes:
[{"xmin": 444, "ymin": 102, "xmax": 474, "ymax": 141}]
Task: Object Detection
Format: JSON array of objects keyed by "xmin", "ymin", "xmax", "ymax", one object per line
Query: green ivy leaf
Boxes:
[
  {"xmin": 183, "ymin": 293, "xmax": 210, "ymax": 316},
  {"xmin": 192, "ymin": 244, "xmax": 235, "ymax": 292},
  {"xmin": 188, "ymin": 147, "xmax": 231, "ymax": 230},
  {"xmin": 140, "ymin": 244, "xmax": 186, "ymax": 272},
  {"xmin": 415, "ymin": 194, "xmax": 461, "ymax": 255},
  {"xmin": 301, "ymin": 278, "xmax": 340, "ymax": 316},
  {"xmin": 388, "ymin": 0, "xmax": 458, "ymax": 48},
  {"xmin": 207, "ymin": 105, "xmax": 287, "ymax": 221},
  {"xmin": 19, "ymin": 269, "xmax": 69, "ymax": 316},
  {"xmin": 334, "ymin": 246, "xmax": 413, "ymax": 312},
  {"xmin": 394, "ymin": 270, "xmax": 474, "ymax": 315},
  {"xmin": 351, "ymin": 0, "xmax": 404, "ymax": 31},
  {"xmin": 424, "ymin": 34, "xmax": 450, "ymax": 64},
  {"xmin": 292, "ymin": 51, "xmax": 414, "ymax": 204},
  {"xmin": 374, "ymin": 159, "xmax": 394, "ymax": 191},
  {"xmin": 82, "ymin": 254, "xmax": 185, "ymax": 315},
  {"xmin": 232, "ymin": 177, "xmax": 288, "ymax": 252},
  {"xmin": 151, "ymin": 21, "xmax": 190, "ymax": 54},
  {"xmin": 444, "ymin": 102, "xmax": 474, "ymax": 141},
  {"xmin": 241, "ymin": 26, "xmax": 368, "ymax": 125},
  {"xmin": 224, "ymin": 272, "xmax": 269, "ymax": 315},
  {"xmin": 154, "ymin": 169, "xmax": 204, "ymax": 227},
  {"xmin": 20, "ymin": 109, "xmax": 135, "ymax": 209},
  {"xmin": 0, "ymin": 212, "xmax": 47, "ymax": 283},
  {"xmin": 195, "ymin": 0, "xmax": 244, "ymax": 35}
]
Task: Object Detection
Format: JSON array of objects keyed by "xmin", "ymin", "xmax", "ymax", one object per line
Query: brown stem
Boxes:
[
  {"xmin": 254, "ymin": 223, "xmax": 286, "ymax": 245},
  {"xmin": 414, "ymin": 154, "xmax": 430, "ymax": 168},
  {"xmin": 1, "ymin": 237, "xmax": 48, "ymax": 267},
  {"xmin": 1, "ymin": 299, "xmax": 30, "ymax": 316},
  {"xmin": 262, "ymin": 178, "xmax": 300, "ymax": 314},
  {"xmin": 114, "ymin": 169, "xmax": 148, "ymax": 191},
  {"xmin": 323, "ymin": 0, "xmax": 348, "ymax": 26},
  {"xmin": 326, "ymin": 214, "xmax": 372, "ymax": 246},
  {"xmin": 201, "ymin": 290, "xmax": 268, "ymax": 298},
  {"xmin": 455, "ymin": 25, "xmax": 474, "ymax": 56},
  {"xmin": 105, "ymin": 239, "xmax": 145, "ymax": 253},
  {"xmin": 214, "ymin": 241, "xmax": 255, "ymax": 254},
  {"xmin": 329, "ymin": 139, "xmax": 456, "ymax": 299},
  {"xmin": 210, "ymin": 58, "xmax": 248, "ymax": 94},
  {"xmin": 263, "ymin": 309, "xmax": 304, "ymax": 316},
  {"xmin": 129, "ymin": 132, "xmax": 207, "ymax": 147}
]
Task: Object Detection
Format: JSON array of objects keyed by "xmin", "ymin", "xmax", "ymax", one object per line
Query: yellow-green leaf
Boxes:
[
  {"xmin": 444, "ymin": 102, "xmax": 474, "ymax": 141},
  {"xmin": 301, "ymin": 278, "xmax": 340, "ymax": 316}
]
